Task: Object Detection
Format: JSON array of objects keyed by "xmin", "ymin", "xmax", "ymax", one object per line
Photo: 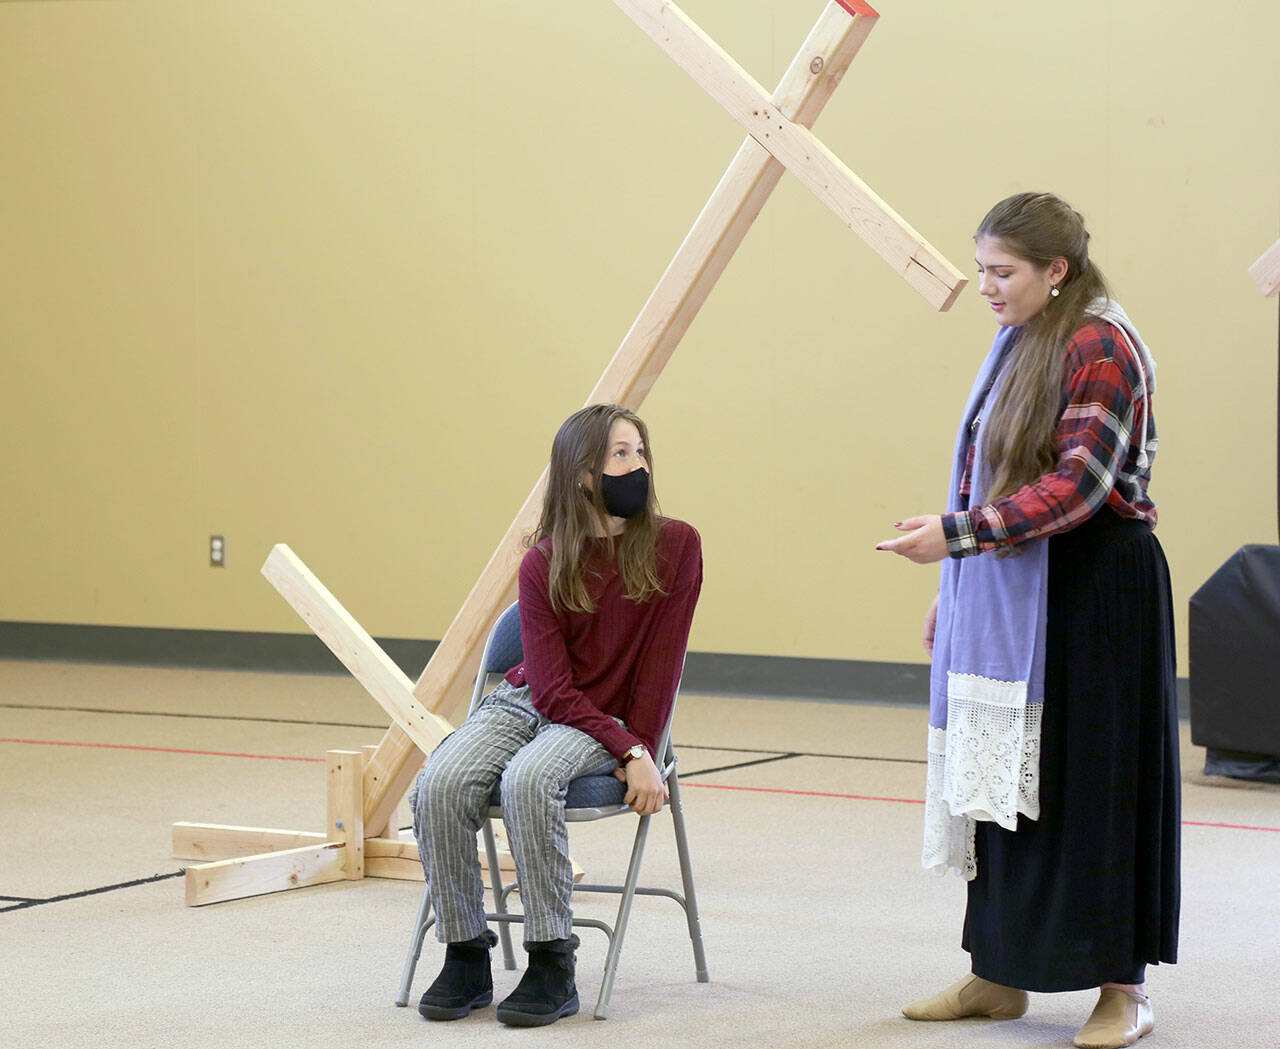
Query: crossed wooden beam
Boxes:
[{"xmin": 175, "ymin": 0, "xmax": 967, "ymax": 905}]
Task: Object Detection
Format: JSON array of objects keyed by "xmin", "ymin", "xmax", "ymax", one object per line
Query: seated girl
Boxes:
[{"xmin": 412, "ymin": 403, "xmax": 703, "ymax": 1027}]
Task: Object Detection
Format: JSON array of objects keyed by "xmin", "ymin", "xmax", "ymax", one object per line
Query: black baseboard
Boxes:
[
  {"xmin": 0, "ymin": 621, "xmax": 435, "ymax": 682},
  {"xmin": 0, "ymin": 620, "xmax": 1190, "ymax": 713},
  {"xmin": 681, "ymin": 650, "xmax": 931, "ymax": 704}
]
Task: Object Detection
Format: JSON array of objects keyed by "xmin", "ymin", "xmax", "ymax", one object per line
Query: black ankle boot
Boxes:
[
  {"xmin": 495, "ymin": 935, "xmax": 580, "ymax": 1027},
  {"xmin": 418, "ymin": 930, "xmax": 498, "ymax": 1021}
]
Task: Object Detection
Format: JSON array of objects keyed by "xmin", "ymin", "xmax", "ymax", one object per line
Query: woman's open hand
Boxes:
[{"xmin": 876, "ymin": 515, "xmax": 947, "ymax": 564}]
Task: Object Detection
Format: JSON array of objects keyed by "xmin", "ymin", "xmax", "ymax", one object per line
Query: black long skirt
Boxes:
[{"xmin": 961, "ymin": 508, "xmax": 1181, "ymax": 992}]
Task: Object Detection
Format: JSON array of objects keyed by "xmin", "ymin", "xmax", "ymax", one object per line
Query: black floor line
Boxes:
[
  {"xmin": 0, "ymin": 870, "xmax": 185, "ymax": 914},
  {"xmin": 680, "ymin": 753, "xmax": 801, "ymax": 777},
  {"xmin": 681, "ymin": 744, "xmax": 926, "ymax": 765},
  {"xmin": 679, "ymin": 740, "xmax": 926, "ymax": 762}
]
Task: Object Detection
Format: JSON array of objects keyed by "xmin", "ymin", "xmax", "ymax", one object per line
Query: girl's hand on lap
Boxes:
[{"xmin": 619, "ymin": 752, "xmax": 666, "ymax": 815}]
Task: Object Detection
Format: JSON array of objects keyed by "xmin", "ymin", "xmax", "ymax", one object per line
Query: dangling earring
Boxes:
[{"xmin": 1050, "ymin": 286, "xmax": 1060, "ymax": 298}]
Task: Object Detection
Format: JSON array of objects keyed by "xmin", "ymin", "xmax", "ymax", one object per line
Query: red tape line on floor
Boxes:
[
  {"xmin": 0, "ymin": 737, "xmax": 325, "ymax": 763},
  {"xmin": 5, "ymin": 738, "xmax": 1279, "ymax": 834},
  {"xmin": 1181, "ymin": 819, "xmax": 1280, "ymax": 832},
  {"xmin": 679, "ymin": 782, "xmax": 1280, "ymax": 833}
]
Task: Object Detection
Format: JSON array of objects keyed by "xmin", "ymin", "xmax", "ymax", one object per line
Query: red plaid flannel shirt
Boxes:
[{"xmin": 942, "ymin": 319, "xmax": 1158, "ymax": 557}]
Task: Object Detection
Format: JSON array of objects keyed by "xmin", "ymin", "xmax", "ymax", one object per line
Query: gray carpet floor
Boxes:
[{"xmin": 2, "ymin": 659, "xmax": 1277, "ymax": 1049}]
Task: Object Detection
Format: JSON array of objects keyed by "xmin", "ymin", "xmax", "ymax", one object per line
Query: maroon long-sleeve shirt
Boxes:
[{"xmin": 503, "ymin": 518, "xmax": 702, "ymax": 759}]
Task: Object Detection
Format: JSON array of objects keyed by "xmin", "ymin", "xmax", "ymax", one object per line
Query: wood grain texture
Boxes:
[
  {"xmin": 326, "ymin": 750, "xmax": 365, "ymax": 879},
  {"xmin": 172, "ymin": 822, "xmax": 326, "ymax": 862},
  {"xmin": 1250, "ymin": 238, "xmax": 1280, "ymax": 296},
  {"xmin": 184, "ymin": 843, "xmax": 347, "ymax": 906}
]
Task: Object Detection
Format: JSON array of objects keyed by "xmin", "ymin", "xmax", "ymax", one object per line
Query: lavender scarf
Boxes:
[
  {"xmin": 921, "ymin": 326, "xmax": 1046, "ymax": 878},
  {"xmin": 921, "ymin": 301, "xmax": 1156, "ymax": 879}
]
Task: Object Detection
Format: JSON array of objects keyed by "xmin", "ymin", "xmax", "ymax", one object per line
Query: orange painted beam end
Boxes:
[{"xmin": 834, "ymin": 0, "xmax": 880, "ymax": 19}]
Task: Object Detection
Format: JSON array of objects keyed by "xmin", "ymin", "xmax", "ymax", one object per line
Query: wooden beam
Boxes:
[
  {"xmin": 364, "ymin": 840, "xmax": 426, "ymax": 881},
  {"xmin": 262, "ymin": 545, "xmax": 454, "ymax": 749},
  {"xmin": 184, "ymin": 843, "xmax": 347, "ymax": 906},
  {"xmin": 174, "ymin": 826, "xmax": 526, "ymax": 888},
  {"xmin": 388, "ymin": 3, "xmax": 888, "ymax": 813},
  {"xmin": 361, "ymin": 727, "xmax": 427, "ymax": 842},
  {"xmin": 1250, "ymin": 238, "xmax": 1280, "ymax": 296},
  {"xmin": 586, "ymin": 3, "xmax": 882, "ymax": 409},
  {"xmin": 611, "ymin": 0, "xmax": 966, "ymax": 310},
  {"xmin": 172, "ymin": 822, "xmax": 326, "ymax": 862},
  {"xmin": 261, "ymin": 544, "xmax": 450, "ymax": 837},
  {"xmin": 326, "ymin": 750, "xmax": 365, "ymax": 879},
  {"xmin": 361, "ymin": 744, "xmax": 405, "ymax": 838}
]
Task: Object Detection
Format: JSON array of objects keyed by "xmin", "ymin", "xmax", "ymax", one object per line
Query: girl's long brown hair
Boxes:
[
  {"xmin": 528, "ymin": 404, "xmax": 666, "ymax": 614},
  {"xmin": 976, "ymin": 192, "xmax": 1112, "ymax": 500}
]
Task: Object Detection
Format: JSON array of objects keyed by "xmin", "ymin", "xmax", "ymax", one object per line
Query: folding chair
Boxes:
[{"xmin": 395, "ymin": 600, "xmax": 709, "ymax": 1019}]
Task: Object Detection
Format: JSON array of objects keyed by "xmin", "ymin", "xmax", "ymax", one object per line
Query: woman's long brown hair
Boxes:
[
  {"xmin": 976, "ymin": 192, "xmax": 1113, "ymax": 500},
  {"xmin": 527, "ymin": 404, "xmax": 666, "ymax": 614}
]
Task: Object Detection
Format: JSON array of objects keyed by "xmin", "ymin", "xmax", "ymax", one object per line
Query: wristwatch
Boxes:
[{"xmin": 622, "ymin": 744, "xmax": 648, "ymax": 764}]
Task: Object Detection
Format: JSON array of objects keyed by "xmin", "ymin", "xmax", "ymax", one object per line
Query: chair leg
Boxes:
[
  {"xmin": 395, "ymin": 885, "xmax": 436, "ymax": 1006},
  {"xmin": 593, "ymin": 813, "xmax": 653, "ymax": 1019},
  {"xmin": 482, "ymin": 820, "xmax": 517, "ymax": 971},
  {"xmin": 667, "ymin": 773, "xmax": 709, "ymax": 982}
]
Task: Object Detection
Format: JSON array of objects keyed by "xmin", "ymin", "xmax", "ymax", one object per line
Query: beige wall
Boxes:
[{"xmin": 3, "ymin": 1, "xmax": 1277, "ymax": 671}]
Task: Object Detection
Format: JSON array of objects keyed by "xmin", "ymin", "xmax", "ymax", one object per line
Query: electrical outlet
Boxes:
[{"xmin": 210, "ymin": 535, "xmax": 226, "ymax": 567}]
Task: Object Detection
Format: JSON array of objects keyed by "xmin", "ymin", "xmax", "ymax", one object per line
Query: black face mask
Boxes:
[{"xmin": 599, "ymin": 467, "xmax": 649, "ymax": 519}]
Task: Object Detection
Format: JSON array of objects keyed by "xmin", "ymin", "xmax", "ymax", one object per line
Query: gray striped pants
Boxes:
[{"xmin": 412, "ymin": 682, "xmax": 618, "ymax": 945}]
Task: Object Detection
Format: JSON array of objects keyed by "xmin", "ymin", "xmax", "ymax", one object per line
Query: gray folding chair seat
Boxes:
[
  {"xmin": 487, "ymin": 774, "xmax": 626, "ymax": 810},
  {"xmin": 395, "ymin": 601, "xmax": 709, "ymax": 1019}
]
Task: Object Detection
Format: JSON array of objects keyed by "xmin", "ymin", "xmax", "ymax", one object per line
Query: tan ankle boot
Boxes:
[
  {"xmin": 902, "ymin": 973, "xmax": 1028, "ymax": 1021},
  {"xmin": 1074, "ymin": 989, "xmax": 1154, "ymax": 1048}
]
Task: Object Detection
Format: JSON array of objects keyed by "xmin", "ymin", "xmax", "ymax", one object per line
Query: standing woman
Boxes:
[
  {"xmin": 412, "ymin": 403, "xmax": 702, "ymax": 1028},
  {"xmin": 877, "ymin": 193, "xmax": 1179, "ymax": 1049}
]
